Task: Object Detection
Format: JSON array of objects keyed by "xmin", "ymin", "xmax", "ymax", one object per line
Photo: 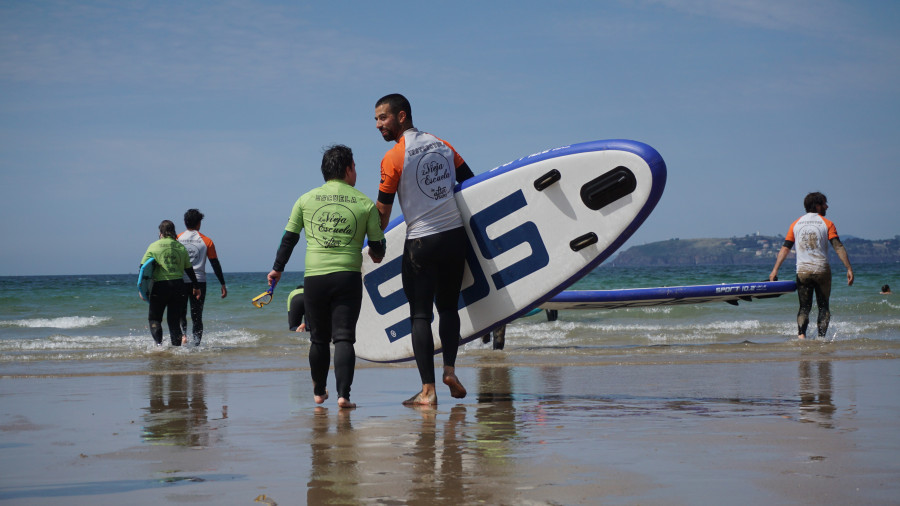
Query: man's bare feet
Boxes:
[
  {"xmin": 314, "ymin": 390, "xmax": 329, "ymax": 404},
  {"xmin": 338, "ymin": 397, "xmax": 356, "ymax": 409},
  {"xmin": 798, "ymin": 334, "xmax": 806, "ymax": 340},
  {"xmin": 181, "ymin": 336, "xmax": 188, "ymax": 346},
  {"xmin": 402, "ymin": 386, "xmax": 437, "ymax": 406},
  {"xmin": 443, "ymin": 370, "xmax": 467, "ymax": 399}
]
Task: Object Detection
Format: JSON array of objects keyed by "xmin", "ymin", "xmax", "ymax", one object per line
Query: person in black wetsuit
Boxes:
[
  {"xmin": 374, "ymin": 94, "xmax": 476, "ymax": 406},
  {"xmin": 267, "ymin": 145, "xmax": 385, "ymax": 409},
  {"xmin": 288, "ymin": 285, "xmax": 307, "ymax": 332},
  {"xmin": 141, "ymin": 220, "xmax": 201, "ymax": 346},
  {"xmin": 177, "ymin": 209, "xmax": 227, "ymax": 346}
]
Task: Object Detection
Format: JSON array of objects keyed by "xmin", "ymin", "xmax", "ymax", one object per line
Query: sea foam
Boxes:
[{"xmin": 1, "ymin": 316, "xmax": 111, "ymax": 329}]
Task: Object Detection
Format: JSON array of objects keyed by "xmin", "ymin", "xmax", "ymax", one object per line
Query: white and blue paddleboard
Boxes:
[
  {"xmin": 138, "ymin": 258, "xmax": 155, "ymax": 302},
  {"xmin": 357, "ymin": 139, "xmax": 667, "ymax": 362},
  {"xmin": 540, "ymin": 280, "xmax": 797, "ymax": 310}
]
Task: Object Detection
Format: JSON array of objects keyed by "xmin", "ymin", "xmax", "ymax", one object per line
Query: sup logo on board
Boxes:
[{"xmin": 364, "ymin": 188, "xmax": 550, "ymax": 343}]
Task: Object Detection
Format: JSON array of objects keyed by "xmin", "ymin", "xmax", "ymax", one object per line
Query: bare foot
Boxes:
[
  {"xmin": 443, "ymin": 372, "xmax": 467, "ymax": 399},
  {"xmin": 798, "ymin": 334, "xmax": 806, "ymax": 340},
  {"xmin": 402, "ymin": 390, "xmax": 437, "ymax": 406},
  {"xmin": 314, "ymin": 390, "xmax": 329, "ymax": 404},
  {"xmin": 181, "ymin": 336, "xmax": 188, "ymax": 346},
  {"xmin": 338, "ymin": 397, "xmax": 356, "ymax": 409}
]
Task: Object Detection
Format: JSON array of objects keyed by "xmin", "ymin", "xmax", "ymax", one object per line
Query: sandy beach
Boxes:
[{"xmin": 1, "ymin": 353, "xmax": 899, "ymax": 505}]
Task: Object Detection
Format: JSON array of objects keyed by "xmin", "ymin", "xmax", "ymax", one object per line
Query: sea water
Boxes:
[{"xmin": 2, "ymin": 264, "xmax": 898, "ymax": 377}]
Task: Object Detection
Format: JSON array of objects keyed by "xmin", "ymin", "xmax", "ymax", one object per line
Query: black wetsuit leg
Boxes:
[
  {"xmin": 797, "ymin": 270, "xmax": 832, "ymax": 338},
  {"xmin": 813, "ymin": 270, "xmax": 832, "ymax": 338},
  {"xmin": 188, "ymin": 282, "xmax": 207, "ymax": 344},
  {"xmin": 304, "ymin": 271, "xmax": 362, "ymax": 400},
  {"xmin": 402, "ymin": 227, "xmax": 467, "ymax": 385},
  {"xmin": 181, "ymin": 282, "xmax": 207, "ymax": 344},
  {"xmin": 167, "ymin": 281, "xmax": 187, "ymax": 346},
  {"xmin": 796, "ymin": 274, "xmax": 814, "ymax": 337},
  {"xmin": 148, "ymin": 286, "xmax": 166, "ymax": 345},
  {"xmin": 149, "ymin": 280, "xmax": 186, "ymax": 346}
]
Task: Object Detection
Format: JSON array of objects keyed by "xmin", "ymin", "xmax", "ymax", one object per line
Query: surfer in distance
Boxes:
[
  {"xmin": 141, "ymin": 220, "xmax": 201, "ymax": 347},
  {"xmin": 769, "ymin": 192, "xmax": 853, "ymax": 340},
  {"xmin": 177, "ymin": 208, "xmax": 227, "ymax": 347}
]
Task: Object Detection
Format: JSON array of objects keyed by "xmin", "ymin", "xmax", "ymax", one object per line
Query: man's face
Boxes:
[{"xmin": 375, "ymin": 104, "xmax": 402, "ymax": 143}]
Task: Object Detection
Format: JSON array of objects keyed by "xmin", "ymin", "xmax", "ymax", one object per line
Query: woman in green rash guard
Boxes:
[
  {"xmin": 267, "ymin": 145, "xmax": 385, "ymax": 409},
  {"xmin": 141, "ymin": 220, "xmax": 201, "ymax": 347}
]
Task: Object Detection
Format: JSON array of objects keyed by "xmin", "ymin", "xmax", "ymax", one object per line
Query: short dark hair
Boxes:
[
  {"xmin": 159, "ymin": 220, "xmax": 177, "ymax": 239},
  {"xmin": 376, "ymin": 93, "xmax": 411, "ymax": 120},
  {"xmin": 321, "ymin": 144, "xmax": 354, "ymax": 181},
  {"xmin": 804, "ymin": 192, "xmax": 827, "ymax": 213},
  {"xmin": 184, "ymin": 209, "xmax": 204, "ymax": 229},
  {"xmin": 882, "ymin": 284, "xmax": 891, "ymax": 293}
]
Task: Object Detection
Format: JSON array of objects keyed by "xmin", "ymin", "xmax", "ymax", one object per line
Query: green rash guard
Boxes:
[
  {"xmin": 141, "ymin": 237, "xmax": 194, "ymax": 282},
  {"xmin": 287, "ymin": 287, "xmax": 303, "ymax": 312},
  {"xmin": 285, "ymin": 179, "xmax": 385, "ymax": 277}
]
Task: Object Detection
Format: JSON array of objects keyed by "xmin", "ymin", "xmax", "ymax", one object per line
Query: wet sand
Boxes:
[{"xmin": 1, "ymin": 355, "xmax": 899, "ymax": 505}]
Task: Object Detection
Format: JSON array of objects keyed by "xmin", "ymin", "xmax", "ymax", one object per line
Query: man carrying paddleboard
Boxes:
[
  {"xmin": 769, "ymin": 192, "xmax": 854, "ymax": 339},
  {"xmin": 267, "ymin": 145, "xmax": 385, "ymax": 409},
  {"xmin": 374, "ymin": 93, "xmax": 475, "ymax": 406}
]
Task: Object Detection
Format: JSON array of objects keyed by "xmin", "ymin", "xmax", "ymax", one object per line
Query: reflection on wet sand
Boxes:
[
  {"xmin": 798, "ymin": 360, "xmax": 835, "ymax": 428},
  {"xmin": 307, "ymin": 408, "xmax": 359, "ymax": 504},
  {"xmin": 141, "ymin": 360, "xmax": 226, "ymax": 447},
  {"xmin": 405, "ymin": 406, "xmax": 470, "ymax": 503},
  {"xmin": 302, "ymin": 363, "xmax": 530, "ymax": 504},
  {"xmin": 474, "ymin": 364, "xmax": 517, "ymax": 472}
]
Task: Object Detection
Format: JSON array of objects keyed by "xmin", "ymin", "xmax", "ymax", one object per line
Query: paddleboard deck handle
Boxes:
[
  {"xmin": 533, "ymin": 169, "xmax": 562, "ymax": 191},
  {"xmin": 570, "ymin": 232, "xmax": 599, "ymax": 252},
  {"xmin": 580, "ymin": 166, "xmax": 637, "ymax": 210}
]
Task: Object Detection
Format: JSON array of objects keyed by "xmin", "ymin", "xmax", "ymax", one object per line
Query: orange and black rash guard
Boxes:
[
  {"xmin": 784, "ymin": 213, "xmax": 840, "ymax": 275},
  {"xmin": 178, "ymin": 230, "xmax": 225, "ymax": 285},
  {"xmin": 378, "ymin": 128, "xmax": 473, "ymax": 239}
]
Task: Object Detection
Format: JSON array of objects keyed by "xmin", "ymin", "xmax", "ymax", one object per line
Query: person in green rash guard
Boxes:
[
  {"xmin": 288, "ymin": 285, "xmax": 307, "ymax": 332},
  {"xmin": 141, "ymin": 220, "xmax": 201, "ymax": 347},
  {"xmin": 267, "ymin": 145, "xmax": 386, "ymax": 409}
]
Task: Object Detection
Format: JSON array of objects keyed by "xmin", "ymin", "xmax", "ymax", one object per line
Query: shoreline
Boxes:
[
  {"xmin": 2, "ymin": 356, "xmax": 899, "ymax": 504},
  {"xmin": 3, "ymin": 348, "xmax": 897, "ymax": 379}
]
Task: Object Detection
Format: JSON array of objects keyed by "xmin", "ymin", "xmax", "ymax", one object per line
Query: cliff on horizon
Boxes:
[{"xmin": 608, "ymin": 234, "xmax": 900, "ymax": 267}]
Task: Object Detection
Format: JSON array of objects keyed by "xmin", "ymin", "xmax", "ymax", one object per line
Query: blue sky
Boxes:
[{"xmin": 1, "ymin": 0, "xmax": 898, "ymax": 276}]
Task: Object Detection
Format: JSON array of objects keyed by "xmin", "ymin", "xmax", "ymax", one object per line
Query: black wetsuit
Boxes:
[{"xmin": 303, "ymin": 271, "xmax": 362, "ymax": 400}]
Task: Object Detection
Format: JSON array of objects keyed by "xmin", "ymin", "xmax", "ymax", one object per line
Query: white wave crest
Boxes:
[{"xmin": 1, "ymin": 316, "xmax": 111, "ymax": 329}]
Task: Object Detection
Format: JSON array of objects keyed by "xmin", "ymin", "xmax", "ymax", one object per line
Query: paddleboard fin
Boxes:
[
  {"xmin": 533, "ymin": 169, "xmax": 561, "ymax": 191},
  {"xmin": 570, "ymin": 232, "xmax": 598, "ymax": 252},
  {"xmin": 580, "ymin": 166, "xmax": 637, "ymax": 210}
]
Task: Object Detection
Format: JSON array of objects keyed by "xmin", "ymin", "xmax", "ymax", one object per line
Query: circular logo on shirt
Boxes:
[
  {"xmin": 183, "ymin": 242, "xmax": 200, "ymax": 263},
  {"xmin": 797, "ymin": 225, "xmax": 820, "ymax": 253},
  {"xmin": 310, "ymin": 204, "xmax": 358, "ymax": 248},
  {"xmin": 416, "ymin": 152, "xmax": 453, "ymax": 200}
]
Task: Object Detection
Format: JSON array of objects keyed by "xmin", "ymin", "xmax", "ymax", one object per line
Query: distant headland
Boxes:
[{"xmin": 608, "ymin": 234, "xmax": 900, "ymax": 267}]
